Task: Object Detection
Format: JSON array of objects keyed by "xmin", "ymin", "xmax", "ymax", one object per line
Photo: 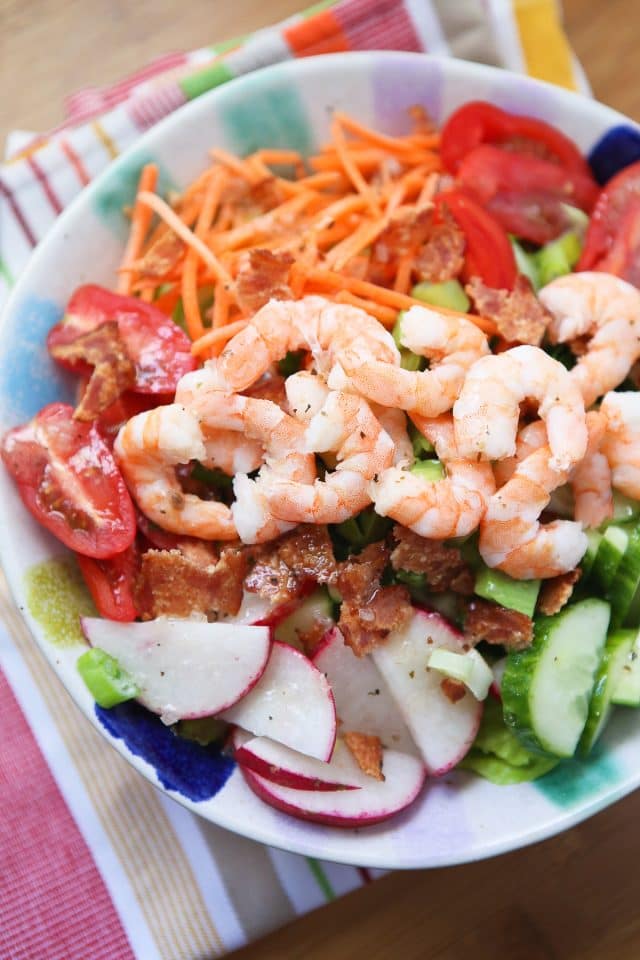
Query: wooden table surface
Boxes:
[{"xmin": 3, "ymin": 1, "xmax": 640, "ymax": 958}]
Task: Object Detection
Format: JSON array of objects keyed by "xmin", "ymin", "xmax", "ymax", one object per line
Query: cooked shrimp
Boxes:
[
  {"xmin": 479, "ymin": 445, "xmax": 587, "ymax": 579},
  {"xmin": 539, "ymin": 272, "xmax": 640, "ymax": 406},
  {"xmin": 331, "ymin": 305, "xmax": 490, "ymax": 417},
  {"xmin": 207, "ymin": 296, "xmax": 399, "ymax": 392},
  {"xmin": 114, "ymin": 404, "xmax": 237, "ymax": 540},
  {"xmin": 266, "ymin": 391, "xmax": 395, "ymax": 524},
  {"xmin": 571, "ymin": 410, "xmax": 613, "ymax": 528},
  {"xmin": 372, "ymin": 405, "xmax": 414, "ymax": 465},
  {"xmin": 453, "ymin": 345, "xmax": 587, "ymax": 471},
  {"xmin": 492, "ymin": 413, "xmax": 613, "ymax": 528},
  {"xmin": 284, "ymin": 370, "xmax": 330, "ymax": 422},
  {"xmin": 201, "ymin": 430, "xmax": 264, "ymax": 475},
  {"xmin": 371, "ymin": 414, "xmax": 495, "ymax": 538},
  {"xmin": 601, "ymin": 391, "xmax": 640, "ymax": 499}
]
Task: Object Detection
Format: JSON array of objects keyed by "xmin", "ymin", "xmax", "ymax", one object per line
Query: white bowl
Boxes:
[{"xmin": 2, "ymin": 51, "xmax": 640, "ymax": 869}]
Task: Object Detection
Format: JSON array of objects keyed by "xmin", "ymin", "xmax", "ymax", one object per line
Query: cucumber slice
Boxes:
[
  {"xmin": 408, "ymin": 422, "xmax": 434, "ymax": 459},
  {"xmin": 392, "ymin": 312, "xmax": 425, "ymax": 371},
  {"xmin": 411, "ymin": 280, "xmax": 470, "ymax": 313},
  {"xmin": 427, "ymin": 648, "xmax": 493, "ymax": 700},
  {"xmin": 474, "ymin": 564, "xmax": 540, "ymax": 618},
  {"xmin": 579, "ymin": 629, "xmax": 635, "ymax": 755},
  {"xmin": 510, "ymin": 238, "xmax": 540, "ymax": 289},
  {"xmin": 587, "ymin": 525, "xmax": 629, "ymax": 592},
  {"xmin": 611, "ymin": 631, "xmax": 640, "ymax": 706},
  {"xmin": 608, "ymin": 525, "xmax": 640, "ymax": 628},
  {"xmin": 535, "ymin": 231, "xmax": 582, "ymax": 287},
  {"xmin": 502, "ymin": 598, "xmax": 611, "ymax": 758},
  {"xmin": 580, "ymin": 529, "xmax": 602, "ymax": 580},
  {"xmin": 274, "ymin": 588, "xmax": 334, "ymax": 651}
]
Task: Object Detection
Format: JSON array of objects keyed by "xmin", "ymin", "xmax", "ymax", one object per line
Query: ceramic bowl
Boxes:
[{"xmin": 3, "ymin": 51, "xmax": 640, "ymax": 869}]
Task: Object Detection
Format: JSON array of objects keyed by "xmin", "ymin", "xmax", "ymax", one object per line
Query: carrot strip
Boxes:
[
  {"xmin": 254, "ymin": 149, "xmax": 303, "ymax": 166},
  {"xmin": 154, "ymin": 286, "xmax": 181, "ymax": 316},
  {"xmin": 330, "ymin": 116, "xmax": 381, "ymax": 216},
  {"xmin": 417, "ymin": 171, "xmax": 439, "ymax": 206},
  {"xmin": 210, "ymin": 147, "xmax": 261, "ymax": 183},
  {"xmin": 393, "ymin": 254, "xmax": 414, "ymax": 294},
  {"xmin": 212, "ymin": 283, "xmax": 230, "ymax": 328},
  {"xmin": 137, "ymin": 190, "xmax": 234, "ymax": 290},
  {"xmin": 117, "ymin": 163, "xmax": 158, "ymax": 294},
  {"xmin": 139, "ymin": 288, "xmax": 154, "ymax": 303},
  {"xmin": 333, "ymin": 290, "xmax": 397, "ymax": 324},
  {"xmin": 211, "ymin": 192, "xmax": 318, "ymax": 253},
  {"xmin": 324, "ymin": 217, "xmax": 386, "ymax": 272},
  {"xmin": 307, "ymin": 268, "xmax": 497, "ymax": 334},
  {"xmin": 181, "ymin": 167, "xmax": 226, "ymax": 339},
  {"xmin": 333, "ymin": 112, "xmax": 430, "ymax": 155},
  {"xmin": 191, "ymin": 318, "xmax": 249, "ymax": 357}
]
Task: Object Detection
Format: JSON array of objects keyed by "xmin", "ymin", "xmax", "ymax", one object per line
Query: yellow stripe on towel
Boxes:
[{"xmin": 512, "ymin": 0, "xmax": 578, "ymax": 90}]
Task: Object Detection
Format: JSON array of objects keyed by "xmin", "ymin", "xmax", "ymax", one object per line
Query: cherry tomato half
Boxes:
[
  {"xmin": 47, "ymin": 285, "xmax": 196, "ymax": 394},
  {"xmin": 578, "ymin": 160, "xmax": 640, "ymax": 282},
  {"xmin": 1, "ymin": 403, "xmax": 136, "ymax": 558},
  {"xmin": 77, "ymin": 545, "xmax": 139, "ymax": 621},
  {"xmin": 456, "ymin": 144, "xmax": 599, "ymax": 245},
  {"xmin": 441, "ymin": 100, "xmax": 593, "ymax": 178},
  {"xmin": 435, "ymin": 190, "xmax": 518, "ymax": 290}
]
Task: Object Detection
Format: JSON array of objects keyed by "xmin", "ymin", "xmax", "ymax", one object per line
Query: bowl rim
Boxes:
[{"xmin": 2, "ymin": 50, "xmax": 639, "ymax": 869}]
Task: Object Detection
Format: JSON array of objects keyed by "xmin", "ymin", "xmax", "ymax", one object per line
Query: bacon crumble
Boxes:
[
  {"xmin": 343, "ymin": 731, "xmax": 385, "ymax": 781},
  {"xmin": 236, "ymin": 248, "xmax": 294, "ymax": 313},
  {"xmin": 465, "ymin": 275, "xmax": 552, "ymax": 346},
  {"xmin": 244, "ymin": 525, "xmax": 337, "ymax": 606},
  {"xmin": 390, "ymin": 526, "xmax": 474, "ymax": 594},
  {"xmin": 415, "ymin": 213, "xmax": 466, "ymax": 283},
  {"xmin": 440, "ymin": 677, "xmax": 467, "ymax": 704},
  {"xmin": 464, "ymin": 598, "xmax": 534, "ymax": 651},
  {"xmin": 537, "ymin": 569, "xmax": 581, "ymax": 616},
  {"xmin": 136, "ymin": 545, "xmax": 247, "ymax": 620},
  {"xmin": 49, "ymin": 321, "xmax": 136, "ymax": 421}
]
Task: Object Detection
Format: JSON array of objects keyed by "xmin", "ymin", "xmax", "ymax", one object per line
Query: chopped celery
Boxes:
[
  {"xmin": 428, "ymin": 647, "xmax": 493, "ymax": 700},
  {"xmin": 474, "ymin": 564, "xmax": 540, "ymax": 617},
  {"xmin": 410, "ymin": 459, "xmax": 445, "ymax": 483},
  {"xmin": 333, "ymin": 506, "xmax": 392, "ymax": 549},
  {"xmin": 411, "ymin": 279, "xmax": 470, "ymax": 313},
  {"xmin": 400, "ymin": 350, "xmax": 425, "ymax": 372},
  {"xmin": 611, "ymin": 491, "xmax": 640, "ymax": 524},
  {"xmin": 559, "ymin": 203, "xmax": 589, "ymax": 235},
  {"xmin": 408, "ymin": 422, "xmax": 434, "ymax": 460},
  {"xmin": 173, "ymin": 717, "xmax": 227, "ymax": 746},
  {"xmin": 535, "ymin": 231, "xmax": 583, "ymax": 287},
  {"xmin": 392, "ymin": 311, "xmax": 406, "ymax": 349},
  {"xmin": 510, "ymin": 237, "xmax": 540, "ymax": 289},
  {"xmin": 77, "ymin": 648, "xmax": 139, "ymax": 708},
  {"xmin": 460, "ymin": 699, "xmax": 559, "ymax": 784}
]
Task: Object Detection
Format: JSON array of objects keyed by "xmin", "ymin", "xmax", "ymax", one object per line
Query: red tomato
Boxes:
[
  {"xmin": 578, "ymin": 160, "xmax": 640, "ymax": 279},
  {"xmin": 1, "ymin": 403, "xmax": 136, "ymax": 558},
  {"xmin": 77, "ymin": 545, "xmax": 139, "ymax": 621},
  {"xmin": 456, "ymin": 145, "xmax": 599, "ymax": 245},
  {"xmin": 441, "ymin": 101, "xmax": 592, "ymax": 178},
  {"xmin": 435, "ymin": 190, "xmax": 518, "ymax": 290},
  {"xmin": 47, "ymin": 285, "xmax": 196, "ymax": 394}
]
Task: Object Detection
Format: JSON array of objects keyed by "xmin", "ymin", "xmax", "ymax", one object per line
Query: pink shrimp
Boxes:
[
  {"xmin": 371, "ymin": 414, "xmax": 495, "ymax": 538},
  {"xmin": 601, "ymin": 391, "xmax": 640, "ymax": 499}
]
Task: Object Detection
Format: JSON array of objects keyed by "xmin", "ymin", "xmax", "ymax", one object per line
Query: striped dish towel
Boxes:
[{"xmin": 0, "ymin": 2, "xmax": 585, "ymax": 957}]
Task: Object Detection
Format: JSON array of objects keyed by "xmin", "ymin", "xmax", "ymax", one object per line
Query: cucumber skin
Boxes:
[
  {"xmin": 579, "ymin": 630, "xmax": 635, "ymax": 756},
  {"xmin": 609, "ymin": 526, "xmax": 640, "ymax": 628},
  {"xmin": 502, "ymin": 599, "xmax": 610, "ymax": 759}
]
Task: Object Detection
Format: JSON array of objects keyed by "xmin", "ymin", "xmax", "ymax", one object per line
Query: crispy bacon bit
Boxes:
[
  {"xmin": 50, "ymin": 321, "xmax": 136, "ymax": 421},
  {"xmin": 134, "ymin": 231, "xmax": 183, "ymax": 278},
  {"xmin": 245, "ymin": 525, "xmax": 337, "ymax": 605},
  {"xmin": 236, "ymin": 248, "xmax": 294, "ymax": 313},
  {"xmin": 537, "ymin": 569, "xmax": 581, "ymax": 616},
  {"xmin": 390, "ymin": 526, "xmax": 474, "ymax": 594},
  {"xmin": 373, "ymin": 207, "xmax": 433, "ymax": 264},
  {"xmin": 465, "ymin": 275, "xmax": 551, "ymax": 346},
  {"xmin": 337, "ymin": 543, "xmax": 412, "ymax": 657},
  {"xmin": 343, "ymin": 731, "xmax": 385, "ymax": 781},
  {"xmin": 440, "ymin": 677, "xmax": 467, "ymax": 704},
  {"xmin": 464, "ymin": 598, "xmax": 533, "ymax": 651},
  {"xmin": 136, "ymin": 545, "xmax": 247, "ymax": 620},
  {"xmin": 415, "ymin": 214, "xmax": 466, "ymax": 283}
]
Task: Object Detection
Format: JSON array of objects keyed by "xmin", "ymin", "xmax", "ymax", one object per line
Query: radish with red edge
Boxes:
[
  {"xmin": 232, "ymin": 730, "xmax": 363, "ymax": 791},
  {"xmin": 80, "ymin": 618, "xmax": 270, "ymax": 724},
  {"xmin": 371, "ymin": 609, "xmax": 483, "ymax": 775},
  {"xmin": 240, "ymin": 747, "xmax": 426, "ymax": 827},
  {"xmin": 221, "ymin": 642, "xmax": 336, "ymax": 761},
  {"xmin": 313, "ymin": 627, "xmax": 417, "ymax": 755},
  {"xmin": 222, "ymin": 591, "xmax": 299, "ymax": 628}
]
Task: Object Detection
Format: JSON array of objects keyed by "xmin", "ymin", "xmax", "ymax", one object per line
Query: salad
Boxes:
[{"xmin": 5, "ymin": 100, "xmax": 640, "ymax": 828}]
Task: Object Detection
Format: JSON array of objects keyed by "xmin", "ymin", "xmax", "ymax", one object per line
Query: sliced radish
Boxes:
[
  {"xmin": 313, "ymin": 627, "xmax": 417, "ymax": 755},
  {"xmin": 220, "ymin": 642, "xmax": 336, "ymax": 761},
  {"xmin": 233, "ymin": 732, "xmax": 364, "ymax": 791},
  {"xmin": 241, "ymin": 746, "xmax": 426, "ymax": 826},
  {"xmin": 80, "ymin": 617, "xmax": 271, "ymax": 724},
  {"xmin": 371, "ymin": 609, "xmax": 483, "ymax": 775},
  {"xmin": 490, "ymin": 656, "xmax": 508, "ymax": 701},
  {"xmin": 221, "ymin": 590, "xmax": 297, "ymax": 627}
]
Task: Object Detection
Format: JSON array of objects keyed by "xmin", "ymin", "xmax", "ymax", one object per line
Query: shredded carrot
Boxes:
[
  {"xmin": 181, "ymin": 168, "xmax": 226, "ymax": 339},
  {"xmin": 210, "ymin": 147, "xmax": 261, "ymax": 184},
  {"xmin": 137, "ymin": 191, "xmax": 234, "ymax": 290},
  {"xmin": 117, "ymin": 164, "xmax": 158, "ymax": 294},
  {"xmin": 393, "ymin": 254, "xmax": 414, "ymax": 294},
  {"xmin": 212, "ymin": 282, "xmax": 231, "ymax": 328},
  {"xmin": 330, "ymin": 116, "xmax": 381, "ymax": 216},
  {"xmin": 191, "ymin": 318, "xmax": 249, "ymax": 357},
  {"xmin": 333, "ymin": 111, "xmax": 432, "ymax": 156},
  {"xmin": 324, "ymin": 217, "xmax": 386, "ymax": 272},
  {"xmin": 253, "ymin": 149, "xmax": 303, "ymax": 166},
  {"xmin": 333, "ymin": 291, "xmax": 398, "ymax": 325}
]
